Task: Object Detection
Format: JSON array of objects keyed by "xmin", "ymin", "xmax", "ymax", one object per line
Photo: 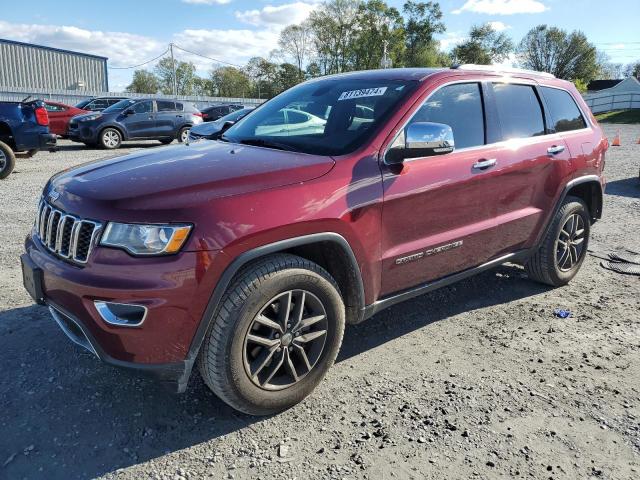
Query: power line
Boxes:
[
  {"xmin": 108, "ymin": 48, "xmax": 169, "ymax": 70},
  {"xmin": 171, "ymin": 44, "xmax": 243, "ymax": 68}
]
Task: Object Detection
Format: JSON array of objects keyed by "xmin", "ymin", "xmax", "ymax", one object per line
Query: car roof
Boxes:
[{"xmin": 313, "ymin": 68, "xmax": 446, "ymax": 83}]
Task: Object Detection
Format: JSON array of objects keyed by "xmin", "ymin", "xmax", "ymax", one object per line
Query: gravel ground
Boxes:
[{"xmin": 1, "ymin": 128, "xmax": 638, "ymax": 480}]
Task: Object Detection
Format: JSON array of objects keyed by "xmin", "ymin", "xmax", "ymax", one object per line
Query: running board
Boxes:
[{"xmin": 362, "ymin": 250, "xmax": 529, "ymax": 320}]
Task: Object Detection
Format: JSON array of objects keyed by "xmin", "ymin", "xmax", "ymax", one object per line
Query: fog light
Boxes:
[{"xmin": 94, "ymin": 301, "xmax": 147, "ymax": 327}]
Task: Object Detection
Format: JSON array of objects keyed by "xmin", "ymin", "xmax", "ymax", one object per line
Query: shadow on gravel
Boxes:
[
  {"xmin": 338, "ymin": 264, "xmax": 549, "ymax": 362},
  {"xmin": 605, "ymin": 177, "xmax": 640, "ymax": 199},
  {"xmin": 0, "ymin": 264, "xmax": 548, "ymax": 479}
]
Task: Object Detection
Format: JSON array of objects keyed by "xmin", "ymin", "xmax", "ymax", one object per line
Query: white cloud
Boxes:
[
  {"xmin": 608, "ymin": 43, "xmax": 626, "ymax": 50},
  {"xmin": 173, "ymin": 28, "xmax": 281, "ymax": 69},
  {"xmin": 0, "ymin": 20, "xmax": 163, "ymax": 68},
  {"xmin": 439, "ymin": 32, "xmax": 466, "ymax": 50},
  {"xmin": 487, "ymin": 21, "xmax": 511, "ymax": 31},
  {"xmin": 181, "ymin": 0, "xmax": 232, "ymax": 5},
  {"xmin": 235, "ymin": 2, "xmax": 316, "ymax": 27},
  {"xmin": 453, "ymin": 0, "xmax": 548, "ymax": 15}
]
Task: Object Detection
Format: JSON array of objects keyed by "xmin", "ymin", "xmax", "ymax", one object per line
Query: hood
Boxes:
[
  {"xmin": 190, "ymin": 120, "xmax": 224, "ymax": 136},
  {"xmin": 49, "ymin": 141, "xmax": 335, "ymax": 214}
]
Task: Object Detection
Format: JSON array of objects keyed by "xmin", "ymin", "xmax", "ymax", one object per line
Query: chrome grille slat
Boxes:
[{"xmin": 34, "ymin": 200, "xmax": 101, "ymax": 265}]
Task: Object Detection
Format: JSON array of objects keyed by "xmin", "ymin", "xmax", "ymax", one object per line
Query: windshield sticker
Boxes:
[{"xmin": 338, "ymin": 87, "xmax": 388, "ymax": 101}]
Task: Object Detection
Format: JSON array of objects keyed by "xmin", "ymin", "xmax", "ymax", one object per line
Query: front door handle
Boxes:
[
  {"xmin": 473, "ymin": 158, "xmax": 497, "ymax": 170},
  {"xmin": 547, "ymin": 145, "xmax": 565, "ymax": 155},
  {"xmin": 176, "ymin": 114, "xmax": 183, "ymax": 118}
]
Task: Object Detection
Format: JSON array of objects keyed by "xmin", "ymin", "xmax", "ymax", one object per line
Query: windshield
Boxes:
[
  {"xmin": 219, "ymin": 107, "xmax": 254, "ymax": 123},
  {"xmin": 74, "ymin": 99, "xmax": 90, "ymax": 109},
  {"xmin": 223, "ymin": 78, "xmax": 418, "ymax": 156},
  {"xmin": 103, "ymin": 99, "xmax": 137, "ymax": 113}
]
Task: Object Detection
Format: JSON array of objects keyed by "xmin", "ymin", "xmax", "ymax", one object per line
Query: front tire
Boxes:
[
  {"xmin": 0, "ymin": 140, "xmax": 16, "ymax": 180},
  {"xmin": 100, "ymin": 128, "xmax": 122, "ymax": 149},
  {"xmin": 525, "ymin": 196, "xmax": 590, "ymax": 286},
  {"xmin": 197, "ymin": 254, "xmax": 345, "ymax": 415}
]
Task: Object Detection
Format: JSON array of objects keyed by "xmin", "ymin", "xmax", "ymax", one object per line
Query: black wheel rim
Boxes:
[
  {"xmin": 556, "ymin": 213, "xmax": 585, "ymax": 272},
  {"xmin": 243, "ymin": 290, "xmax": 328, "ymax": 391}
]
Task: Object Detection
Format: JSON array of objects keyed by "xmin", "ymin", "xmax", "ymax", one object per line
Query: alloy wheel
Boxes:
[
  {"xmin": 103, "ymin": 130, "xmax": 119, "ymax": 148},
  {"xmin": 243, "ymin": 289, "xmax": 328, "ymax": 391},
  {"xmin": 0, "ymin": 149, "xmax": 5, "ymax": 170},
  {"xmin": 556, "ymin": 213, "xmax": 585, "ymax": 272},
  {"xmin": 181, "ymin": 129, "xmax": 190, "ymax": 142}
]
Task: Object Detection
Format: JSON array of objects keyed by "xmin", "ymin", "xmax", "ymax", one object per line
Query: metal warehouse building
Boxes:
[{"xmin": 0, "ymin": 38, "xmax": 108, "ymax": 91}]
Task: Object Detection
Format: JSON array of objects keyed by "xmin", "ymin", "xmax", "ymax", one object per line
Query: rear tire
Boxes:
[
  {"xmin": 525, "ymin": 196, "xmax": 590, "ymax": 286},
  {"xmin": 197, "ymin": 254, "xmax": 345, "ymax": 415},
  {"xmin": 100, "ymin": 128, "xmax": 122, "ymax": 149},
  {"xmin": 0, "ymin": 140, "xmax": 16, "ymax": 179},
  {"xmin": 177, "ymin": 126, "xmax": 190, "ymax": 143}
]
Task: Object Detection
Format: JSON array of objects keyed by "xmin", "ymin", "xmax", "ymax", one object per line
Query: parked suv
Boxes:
[
  {"xmin": 67, "ymin": 98, "xmax": 202, "ymax": 148},
  {"xmin": 22, "ymin": 66, "xmax": 606, "ymax": 414}
]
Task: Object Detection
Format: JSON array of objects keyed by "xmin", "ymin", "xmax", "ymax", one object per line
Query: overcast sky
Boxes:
[{"xmin": 1, "ymin": 0, "xmax": 638, "ymax": 91}]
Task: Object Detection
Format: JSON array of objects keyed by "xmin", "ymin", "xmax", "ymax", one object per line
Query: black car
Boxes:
[
  {"xmin": 75, "ymin": 97, "xmax": 129, "ymax": 112},
  {"xmin": 188, "ymin": 107, "xmax": 255, "ymax": 142},
  {"xmin": 201, "ymin": 104, "xmax": 245, "ymax": 122},
  {"xmin": 68, "ymin": 98, "xmax": 203, "ymax": 149}
]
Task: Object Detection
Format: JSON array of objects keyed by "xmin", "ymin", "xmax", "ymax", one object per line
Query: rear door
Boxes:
[
  {"xmin": 156, "ymin": 101, "xmax": 179, "ymax": 137},
  {"xmin": 123, "ymin": 100, "xmax": 155, "ymax": 138},
  {"xmin": 485, "ymin": 81, "xmax": 571, "ymax": 256}
]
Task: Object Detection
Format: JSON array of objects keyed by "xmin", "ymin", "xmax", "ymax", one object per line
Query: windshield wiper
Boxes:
[{"xmin": 237, "ymin": 138, "xmax": 299, "ymax": 152}]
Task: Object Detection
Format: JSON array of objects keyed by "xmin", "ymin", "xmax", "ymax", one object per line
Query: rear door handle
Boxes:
[
  {"xmin": 547, "ymin": 145, "xmax": 565, "ymax": 155},
  {"xmin": 473, "ymin": 158, "xmax": 497, "ymax": 170}
]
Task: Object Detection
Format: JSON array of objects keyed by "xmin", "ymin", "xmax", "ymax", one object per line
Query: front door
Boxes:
[
  {"xmin": 155, "ymin": 100, "xmax": 180, "ymax": 137},
  {"xmin": 123, "ymin": 100, "xmax": 155, "ymax": 138}
]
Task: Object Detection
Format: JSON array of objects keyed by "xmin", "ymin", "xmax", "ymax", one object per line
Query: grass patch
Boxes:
[{"xmin": 595, "ymin": 109, "xmax": 640, "ymax": 124}]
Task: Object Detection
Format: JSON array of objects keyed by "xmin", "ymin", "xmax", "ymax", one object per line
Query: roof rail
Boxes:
[{"xmin": 452, "ymin": 64, "xmax": 556, "ymax": 79}]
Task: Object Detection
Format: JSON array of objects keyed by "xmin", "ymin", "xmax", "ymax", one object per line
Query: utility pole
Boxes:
[
  {"xmin": 169, "ymin": 42, "xmax": 177, "ymax": 97},
  {"xmin": 380, "ymin": 40, "xmax": 392, "ymax": 69}
]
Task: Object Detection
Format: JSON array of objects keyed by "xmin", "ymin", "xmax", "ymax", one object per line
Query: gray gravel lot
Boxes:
[{"xmin": 1, "ymin": 128, "xmax": 639, "ymax": 480}]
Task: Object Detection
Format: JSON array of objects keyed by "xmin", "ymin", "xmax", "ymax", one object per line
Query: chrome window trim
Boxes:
[{"xmin": 383, "ymin": 78, "xmax": 594, "ymax": 165}]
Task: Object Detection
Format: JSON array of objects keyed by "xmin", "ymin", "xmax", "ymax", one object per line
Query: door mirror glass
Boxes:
[
  {"xmin": 124, "ymin": 108, "xmax": 135, "ymax": 116},
  {"xmin": 387, "ymin": 122, "xmax": 455, "ymax": 164}
]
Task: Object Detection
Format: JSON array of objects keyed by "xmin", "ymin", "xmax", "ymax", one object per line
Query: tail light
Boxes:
[
  {"xmin": 35, "ymin": 106, "xmax": 49, "ymax": 126},
  {"xmin": 194, "ymin": 112, "xmax": 203, "ymax": 118}
]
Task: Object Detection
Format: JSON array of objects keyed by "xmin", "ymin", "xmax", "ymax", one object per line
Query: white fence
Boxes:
[
  {"xmin": 583, "ymin": 90, "xmax": 640, "ymax": 113},
  {"xmin": 0, "ymin": 85, "xmax": 264, "ymax": 109}
]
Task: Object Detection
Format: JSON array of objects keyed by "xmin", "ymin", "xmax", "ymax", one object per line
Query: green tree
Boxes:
[
  {"xmin": 192, "ymin": 76, "xmax": 213, "ymax": 96},
  {"xmin": 278, "ymin": 23, "xmax": 312, "ymax": 75},
  {"xmin": 623, "ymin": 61, "xmax": 640, "ymax": 79},
  {"xmin": 402, "ymin": 1, "xmax": 445, "ymax": 67},
  {"xmin": 517, "ymin": 25, "xmax": 598, "ymax": 82},
  {"xmin": 246, "ymin": 57, "xmax": 279, "ymax": 98},
  {"xmin": 275, "ymin": 63, "xmax": 304, "ymax": 93},
  {"xmin": 125, "ymin": 70, "xmax": 159, "ymax": 94},
  {"xmin": 452, "ymin": 23, "xmax": 513, "ymax": 65},
  {"xmin": 352, "ymin": 0, "xmax": 405, "ymax": 70},
  {"xmin": 154, "ymin": 57, "xmax": 197, "ymax": 95},
  {"xmin": 210, "ymin": 67, "xmax": 252, "ymax": 98},
  {"xmin": 308, "ymin": 0, "xmax": 361, "ymax": 74}
]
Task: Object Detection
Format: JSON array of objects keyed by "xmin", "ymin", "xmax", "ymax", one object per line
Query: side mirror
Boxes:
[
  {"xmin": 386, "ymin": 122, "xmax": 455, "ymax": 164},
  {"xmin": 124, "ymin": 108, "xmax": 135, "ymax": 116}
]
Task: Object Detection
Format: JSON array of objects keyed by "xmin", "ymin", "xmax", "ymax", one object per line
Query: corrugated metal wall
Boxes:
[{"xmin": 0, "ymin": 40, "xmax": 107, "ymax": 91}]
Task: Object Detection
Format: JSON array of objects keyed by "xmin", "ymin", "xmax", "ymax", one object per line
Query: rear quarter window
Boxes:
[
  {"xmin": 541, "ymin": 87, "xmax": 587, "ymax": 132},
  {"xmin": 492, "ymin": 83, "xmax": 545, "ymax": 140}
]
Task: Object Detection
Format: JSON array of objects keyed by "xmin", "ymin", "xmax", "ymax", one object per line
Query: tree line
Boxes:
[{"xmin": 126, "ymin": 0, "xmax": 640, "ymax": 98}]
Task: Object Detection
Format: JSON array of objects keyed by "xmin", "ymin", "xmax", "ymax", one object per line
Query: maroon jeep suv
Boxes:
[{"xmin": 22, "ymin": 66, "xmax": 606, "ymax": 415}]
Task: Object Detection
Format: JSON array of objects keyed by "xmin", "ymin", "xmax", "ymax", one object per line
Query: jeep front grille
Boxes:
[{"xmin": 35, "ymin": 201, "xmax": 102, "ymax": 264}]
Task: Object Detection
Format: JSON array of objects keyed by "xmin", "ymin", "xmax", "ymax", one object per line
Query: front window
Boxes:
[
  {"xmin": 223, "ymin": 78, "xmax": 418, "ymax": 156},
  {"xmin": 103, "ymin": 99, "xmax": 137, "ymax": 113}
]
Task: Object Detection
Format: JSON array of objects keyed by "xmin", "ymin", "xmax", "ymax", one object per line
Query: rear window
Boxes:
[
  {"xmin": 157, "ymin": 101, "xmax": 176, "ymax": 112},
  {"xmin": 493, "ymin": 83, "xmax": 545, "ymax": 140},
  {"xmin": 541, "ymin": 87, "xmax": 587, "ymax": 132},
  {"xmin": 175, "ymin": 102, "xmax": 184, "ymax": 111}
]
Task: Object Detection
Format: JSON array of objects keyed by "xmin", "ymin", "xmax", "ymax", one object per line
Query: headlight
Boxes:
[
  {"xmin": 100, "ymin": 223, "xmax": 192, "ymax": 255},
  {"xmin": 79, "ymin": 113, "xmax": 101, "ymax": 122}
]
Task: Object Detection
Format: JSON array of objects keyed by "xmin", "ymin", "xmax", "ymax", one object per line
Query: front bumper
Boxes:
[
  {"xmin": 23, "ymin": 232, "xmax": 220, "ymax": 392},
  {"xmin": 67, "ymin": 123, "xmax": 98, "ymax": 143}
]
